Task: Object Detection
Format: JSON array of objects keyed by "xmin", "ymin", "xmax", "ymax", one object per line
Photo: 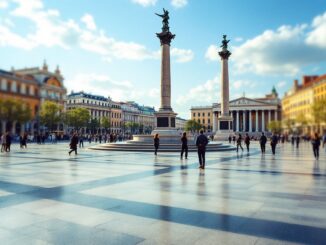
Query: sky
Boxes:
[{"xmin": 0, "ymin": 0, "xmax": 326, "ymax": 119}]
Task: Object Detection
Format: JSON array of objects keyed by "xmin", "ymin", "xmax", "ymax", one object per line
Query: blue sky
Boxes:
[{"xmin": 1, "ymin": 0, "xmax": 326, "ymax": 119}]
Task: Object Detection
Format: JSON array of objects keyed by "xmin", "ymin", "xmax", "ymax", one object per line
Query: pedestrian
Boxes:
[
  {"xmin": 236, "ymin": 134, "xmax": 244, "ymax": 152},
  {"xmin": 1, "ymin": 133, "xmax": 6, "ymax": 152},
  {"xmin": 244, "ymin": 133, "xmax": 250, "ymax": 152},
  {"xmin": 154, "ymin": 133, "xmax": 159, "ymax": 155},
  {"xmin": 5, "ymin": 132, "xmax": 11, "ymax": 152},
  {"xmin": 291, "ymin": 135, "xmax": 295, "ymax": 146},
  {"xmin": 196, "ymin": 129, "xmax": 208, "ymax": 169},
  {"xmin": 311, "ymin": 132, "xmax": 321, "ymax": 160},
  {"xmin": 232, "ymin": 135, "xmax": 236, "ymax": 144},
  {"xmin": 228, "ymin": 135, "xmax": 232, "ymax": 144},
  {"xmin": 296, "ymin": 135, "xmax": 300, "ymax": 148},
  {"xmin": 79, "ymin": 134, "xmax": 84, "ymax": 148},
  {"xmin": 68, "ymin": 133, "xmax": 79, "ymax": 155},
  {"xmin": 322, "ymin": 132, "xmax": 326, "ymax": 150},
  {"xmin": 270, "ymin": 133, "xmax": 278, "ymax": 155},
  {"xmin": 180, "ymin": 132, "xmax": 188, "ymax": 159},
  {"xmin": 20, "ymin": 133, "xmax": 28, "ymax": 149},
  {"xmin": 259, "ymin": 132, "xmax": 267, "ymax": 154}
]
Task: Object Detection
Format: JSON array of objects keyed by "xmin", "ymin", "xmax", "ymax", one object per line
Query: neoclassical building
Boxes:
[{"xmin": 191, "ymin": 88, "xmax": 281, "ymax": 134}]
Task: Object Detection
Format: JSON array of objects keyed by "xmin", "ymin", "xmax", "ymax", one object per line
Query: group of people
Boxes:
[
  {"xmin": 153, "ymin": 130, "xmax": 209, "ymax": 169},
  {"xmin": 0, "ymin": 132, "xmax": 12, "ymax": 152}
]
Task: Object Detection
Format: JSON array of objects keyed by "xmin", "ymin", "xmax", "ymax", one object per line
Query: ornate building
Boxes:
[
  {"xmin": 191, "ymin": 88, "xmax": 281, "ymax": 134},
  {"xmin": 0, "ymin": 62, "xmax": 66, "ymax": 134},
  {"xmin": 282, "ymin": 74, "xmax": 326, "ymax": 134}
]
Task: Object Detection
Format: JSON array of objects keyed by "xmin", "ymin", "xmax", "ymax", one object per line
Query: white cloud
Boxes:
[
  {"xmin": 132, "ymin": 0, "xmax": 157, "ymax": 7},
  {"xmin": 277, "ymin": 80, "xmax": 287, "ymax": 88},
  {"xmin": 0, "ymin": 0, "xmax": 8, "ymax": 9},
  {"xmin": 171, "ymin": 48, "xmax": 194, "ymax": 63},
  {"xmin": 176, "ymin": 76, "xmax": 219, "ymax": 105},
  {"xmin": 234, "ymin": 37, "xmax": 243, "ymax": 42},
  {"xmin": 306, "ymin": 12, "xmax": 326, "ymax": 48},
  {"xmin": 0, "ymin": 0, "xmax": 193, "ymax": 63},
  {"xmin": 171, "ymin": 0, "xmax": 188, "ymax": 8},
  {"xmin": 205, "ymin": 45, "xmax": 219, "ymax": 61},
  {"xmin": 232, "ymin": 22, "xmax": 326, "ymax": 75},
  {"xmin": 81, "ymin": 13, "xmax": 97, "ymax": 31},
  {"xmin": 232, "ymin": 80, "xmax": 256, "ymax": 90}
]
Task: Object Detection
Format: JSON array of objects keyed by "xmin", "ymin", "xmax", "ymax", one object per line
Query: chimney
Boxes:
[{"xmin": 293, "ymin": 79, "xmax": 298, "ymax": 91}]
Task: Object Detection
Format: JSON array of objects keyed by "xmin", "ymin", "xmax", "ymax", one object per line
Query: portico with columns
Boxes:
[{"xmin": 212, "ymin": 97, "xmax": 281, "ymax": 134}]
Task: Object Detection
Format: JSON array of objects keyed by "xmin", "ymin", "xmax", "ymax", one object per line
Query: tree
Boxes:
[
  {"xmin": 0, "ymin": 99, "xmax": 32, "ymax": 131},
  {"xmin": 101, "ymin": 117, "xmax": 111, "ymax": 133},
  {"xmin": 311, "ymin": 98, "xmax": 326, "ymax": 129},
  {"xmin": 267, "ymin": 120, "xmax": 282, "ymax": 134},
  {"xmin": 295, "ymin": 113, "xmax": 308, "ymax": 133},
  {"xmin": 65, "ymin": 108, "xmax": 90, "ymax": 131},
  {"xmin": 39, "ymin": 101, "xmax": 62, "ymax": 132},
  {"xmin": 185, "ymin": 119, "xmax": 202, "ymax": 132},
  {"xmin": 125, "ymin": 122, "xmax": 139, "ymax": 134},
  {"xmin": 88, "ymin": 118, "xmax": 100, "ymax": 134},
  {"xmin": 283, "ymin": 118, "xmax": 295, "ymax": 133}
]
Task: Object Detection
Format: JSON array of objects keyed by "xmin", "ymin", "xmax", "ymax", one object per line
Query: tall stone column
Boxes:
[
  {"xmin": 243, "ymin": 111, "xmax": 246, "ymax": 132},
  {"xmin": 262, "ymin": 110, "xmax": 265, "ymax": 132},
  {"xmin": 255, "ymin": 110, "xmax": 259, "ymax": 132},
  {"xmin": 249, "ymin": 111, "xmax": 252, "ymax": 132},
  {"xmin": 236, "ymin": 110, "xmax": 239, "ymax": 132},
  {"xmin": 153, "ymin": 8, "xmax": 177, "ymax": 134},
  {"xmin": 215, "ymin": 35, "xmax": 233, "ymax": 139},
  {"xmin": 212, "ymin": 112, "xmax": 217, "ymax": 132}
]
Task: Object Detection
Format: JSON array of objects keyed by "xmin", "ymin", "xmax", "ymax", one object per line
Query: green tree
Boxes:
[
  {"xmin": 88, "ymin": 118, "xmax": 100, "ymax": 133},
  {"xmin": 39, "ymin": 101, "xmax": 62, "ymax": 132},
  {"xmin": 311, "ymin": 98, "xmax": 326, "ymax": 128},
  {"xmin": 283, "ymin": 118, "xmax": 295, "ymax": 134},
  {"xmin": 0, "ymin": 99, "xmax": 32, "ymax": 130},
  {"xmin": 65, "ymin": 108, "xmax": 90, "ymax": 130},
  {"xmin": 101, "ymin": 117, "xmax": 111, "ymax": 133},
  {"xmin": 295, "ymin": 113, "xmax": 308, "ymax": 133},
  {"xmin": 267, "ymin": 120, "xmax": 282, "ymax": 134},
  {"xmin": 125, "ymin": 122, "xmax": 139, "ymax": 134},
  {"xmin": 185, "ymin": 119, "xmax": 202, "ymax": 132}
]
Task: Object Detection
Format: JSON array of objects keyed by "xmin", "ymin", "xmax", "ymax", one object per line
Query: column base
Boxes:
[
  {"xmin": 215, "ymin": 116, "xmax": 233, "ymax": 141},
  {"xmin": 154, "ymin": 110, "xmax": 178, "ymax": 131}
]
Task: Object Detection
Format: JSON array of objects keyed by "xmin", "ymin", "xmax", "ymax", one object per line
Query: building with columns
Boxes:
[{"xmin": 191, "ymin": 88, "xmax": 281, "ymax": 134}]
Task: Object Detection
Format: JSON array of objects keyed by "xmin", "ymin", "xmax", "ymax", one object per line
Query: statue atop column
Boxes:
[
  {"xmin": 155, "ymin": 8, "xmax": 170, "ymax": 33},
  {"xmin": 218, "ymin": 34, "xmax": 231, "ymax": 60},
  {"xmin": 156, "ymin": 8, "xmax": 175, "ymax": 46}
]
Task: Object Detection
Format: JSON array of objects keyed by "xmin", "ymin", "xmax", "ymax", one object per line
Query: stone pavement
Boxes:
[{"xmin": 0, "ymin": 141, "xmax": 325, "ymax": 245}]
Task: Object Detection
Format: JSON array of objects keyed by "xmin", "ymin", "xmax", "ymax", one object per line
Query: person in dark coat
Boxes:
[
  {"xmin": 69, "ymin": 133, "xmax": 79, "ymax": 155},
  {"xmin": 244, "ymin": 133, "xmax": 250, "ymax": 152},
  {"xmin": 311, "ymin": 132, "xmax": 321, "ymax": 160},
  {"xmin": 196, "ymin": 130, "xmax": 208, "ymax": 169},
  {"xmin": 5, "ymin": 132, "xmax": 11, "ymax": 152},
  {"xmin": 20, "ymin": 133, "xmax": 28, "ymax": 149},
  {"xmin": 236, "ymin": 134, "xmax": 244, "ymax": 152},
  {"xmin": 259, "ymin": 132, "xmax": 267, "ymax": 154},
  {"xmin": 154, "ymin": 133, "xmax": 159, "ymax": 155},
  {"xmin": 270, "ymin": 133, "xmax": 278, "ymax": 155},
  {"xmin": 228, "ymin": 135, "xmax": 232, "ymax": 144},
  {"xmin": 296, "ymin": 135, "xmax": 300, "ymax": 148},
  {"xmin": 180, "ymin": 132, "xmax": 188, "ymax": 159}
]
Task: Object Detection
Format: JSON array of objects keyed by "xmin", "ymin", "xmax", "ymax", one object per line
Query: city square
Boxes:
[
  {"xmin": 0, "ymin": 142, "xmax": 325, "ymax": 244},
  {"xmin": 1, "ymin": 0, "xmax": 326, "ymax": 244}
]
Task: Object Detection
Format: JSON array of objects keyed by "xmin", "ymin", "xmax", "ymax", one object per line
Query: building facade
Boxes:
[
  {"xmin": 191, "ymin": 89, "xmax": 281, "ymax": 134},
  {"xmin": 176, "ymin": 117, "xmax": 187, "ymax": 131},
  {"xmin": 0, "ymin": 62, "xmax": 66, "ymax": 134},
  {"xmin": 190, "ymin": 106, "xmax": 213, "ymax": 132},
  {"xmin": 282, "ymin": 75, "xmax": 326, "ymax": 134}
]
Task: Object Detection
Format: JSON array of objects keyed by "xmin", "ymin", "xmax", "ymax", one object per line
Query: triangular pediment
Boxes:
[{"xmin": 229, "ymin": 97, "xmax": 274, "ymax": 106}]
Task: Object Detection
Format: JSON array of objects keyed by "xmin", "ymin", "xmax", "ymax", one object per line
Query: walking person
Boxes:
[
  {"xmin": 180, "ymin": 132, "xmax": 188, "ymax": 159},
  {"xmin": 270, "ymin": 133, "xmax": 278, "ymax": 155},
  {"xmin": 322, "ymin": 132, "xmax": 326, "ymax": 150},
  {"xmin": 79, "ymin": 134, "xmax": 84, "ymax": 148},
  {"xmin": 1, "ymin": 133, "xmax": 6, "ymax": 152},
  {"xmin": 296, "ymin": 135, "xmax": 300, "ymax": 149},
  {"xmin": 244, "ymin": 133, "xmax": 250, "ymax": 152},
  {"xmin": 196, "ymin": 130, "xmax": 208, "ymax": 169},
  {"xmin": 68, "ymin": 133, "xmax": 79, "ymax": 156},
  {"xmin": 5, "ymin": 132, "xmax": 11, "ymax": 152},
  {"xmin": 259, "ymin": 132, "xmax": 267, "ymax": 154},
  {"xmin": 236, "ymin": 134, "xmax": 244, "ymax": 152},
  {"xmin": 154, "ymin": 133, "xmax": 159, "ymax": 155},
  {"xmin": 20, "ymin": 133, "xmax": 28, "ymax": 149},
  {"xmin": 311, "ymin": 132, "xmax": 321, "ymax": 160},
  {"xmin": 228, "ymin": 135, "xmax": 232, "ymax": 144}
]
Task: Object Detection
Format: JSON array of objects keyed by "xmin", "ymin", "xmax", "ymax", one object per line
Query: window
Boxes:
[
  {"xmin": 198, "ymin": 113, "xmax": 200, "ymax": 117},
  {"xmin": 203, "ymin": 119, "xmax": 205, "ymax": 124},
  {"xmin": 202, "ymin": 113, "xmax": 205, "ymax": 117},
  {"xmin": 11, "ymin": 81, "xmax": 17, "ymax": 92},
  {"xmin": 193, "ymin": 113, "xmax": 195, "ymax": 117},
  {"xmin": 20, "ymin": 84, "xmax": 26, "ymax": 94},
  {"xmin": 29, "ymin": 86, "xmax": 35, "ymax": 96},
  {"xmin": 208, "ymin": 113, "xmax": 210, "ymax": 116},
  {"xmin": 208, "ymin": 119, "xmax": 210, "ymax": 124},
  {"xmin": 1, "ymin": 79, "xmax": 7, "ymax": 91}
]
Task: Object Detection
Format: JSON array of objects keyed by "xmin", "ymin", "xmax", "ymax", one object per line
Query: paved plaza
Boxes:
[{"xmin": 0, "ymin": 142, "xmax": 325, "ymax": 245}]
